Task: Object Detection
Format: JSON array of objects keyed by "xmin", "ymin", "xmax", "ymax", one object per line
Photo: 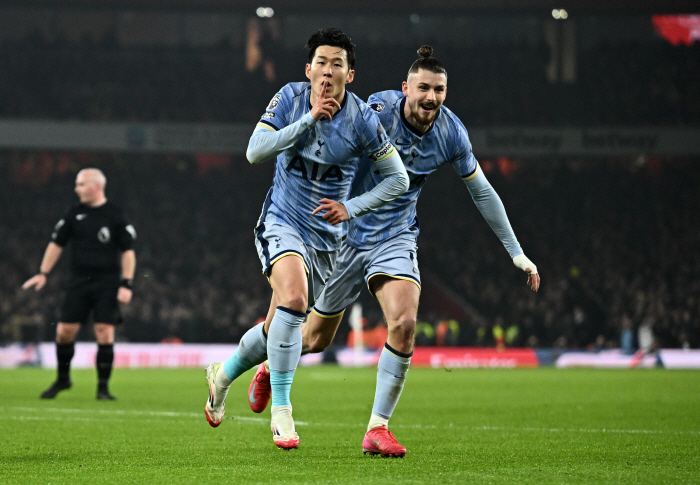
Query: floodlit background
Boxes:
[{"xmin": 1, "ymin": 1, "xmax": 698, "ymax": 365}]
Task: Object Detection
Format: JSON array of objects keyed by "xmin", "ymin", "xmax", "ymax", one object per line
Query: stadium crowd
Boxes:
[
  {"xmin": 1, "ymin": 152, "xmax": 698, "ymax": 350},
  {"xmin": 1, "ymin": 33, "xmax": 699, "ymax": 126},
  {"xmin": 1, "ymin": 15, "xmax": 698, "ymax": 350}
]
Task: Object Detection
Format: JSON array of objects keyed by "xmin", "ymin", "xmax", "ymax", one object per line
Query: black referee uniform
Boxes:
[
  {"xmin": 53, "ymin": 202, "xmax": 135, "ymax": 324},
  {"xmin": 43, "ymin": 201, "xmax": 136, "ymax": 399}
]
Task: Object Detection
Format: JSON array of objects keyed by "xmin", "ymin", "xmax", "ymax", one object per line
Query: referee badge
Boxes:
[{"xmin": 98, "ymin": 227, "xmax": 111, "ymax": 243}]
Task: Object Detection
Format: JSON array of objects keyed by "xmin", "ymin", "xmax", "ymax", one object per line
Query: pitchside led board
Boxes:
[{"xmin": 2, "ymin": 343, "xmax": 699, "ymax": 369}]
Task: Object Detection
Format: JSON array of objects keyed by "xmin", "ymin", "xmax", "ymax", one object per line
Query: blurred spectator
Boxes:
[
  {"xmin": 638, "ymin": 316, "xmax": 655, "ymax": 352},
  {"xmin": 620, "ymin": 314, "xmax": 635, "ymax": 355}
]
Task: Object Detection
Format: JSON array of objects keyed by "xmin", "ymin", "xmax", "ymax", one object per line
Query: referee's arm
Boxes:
[
  {"xmin": 117, "ymin": 250, "xmax": 136, "ymax": 304},
  {"xmin": 22, "ymin": 242, "xmax": 63, "ymax": 291}
]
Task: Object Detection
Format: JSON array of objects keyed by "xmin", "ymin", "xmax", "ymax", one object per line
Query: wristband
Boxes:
[
  {"xmin": 120, "ymin": 278, "xmax": 134, "ymax": 290},
  {"xmin": 512, "ymin": 254, "xmax": 538, "ymax": 274},
  {"xmin": 40, "ymin": 271, "xmax": 49, "ymax": 277}
]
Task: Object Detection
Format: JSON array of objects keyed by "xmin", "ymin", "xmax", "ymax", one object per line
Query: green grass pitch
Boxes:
[{"xmin": 1, "ymin": 366, "xmax": 699, "ymax": 484}]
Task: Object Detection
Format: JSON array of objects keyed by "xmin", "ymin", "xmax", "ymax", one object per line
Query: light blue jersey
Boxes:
[
  {"xmin": 256, "ymin": 82, "xmax": 391, "ymax": 252},
  {"xmin": 346, "ymin": 90, "xmax": 478, "ymax": 249}
]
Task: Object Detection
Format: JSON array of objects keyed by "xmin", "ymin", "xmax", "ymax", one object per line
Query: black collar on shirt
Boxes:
[
  {"xmin": 400, "ymin": 96, "xmax": 438, "ymax": 137},
  {"xmin": 308, "ymin": 86, "xmax": 349, "ymax": 113}
]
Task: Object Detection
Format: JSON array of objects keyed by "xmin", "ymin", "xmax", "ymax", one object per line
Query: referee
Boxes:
[{"xmin": 22, "ymin": 168, "xmax": 136, "ymax": 400}]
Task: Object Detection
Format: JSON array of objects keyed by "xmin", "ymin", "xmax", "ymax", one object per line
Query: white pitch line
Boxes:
[
  {"xmin": 1, "ymin": 407, "xmax": 698, "ymax": 436},
  {"xmin": 0, "ymin": 407, "xmax": 292, "ymax": 425}
]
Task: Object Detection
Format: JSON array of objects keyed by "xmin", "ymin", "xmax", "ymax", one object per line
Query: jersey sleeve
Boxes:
[
  {"xmin": 256, "ymin": 85, "xmax": 293, "ymax": 132},
  {"xmin": 357, "ymin": 103, "xmax": 395, "ymax": 162},
  {"xmin": 449, "ymin": 118, "xmax": 479, "ymax": 181},
  {"xmin": 367, "ymin": 92, "xmax": 389, "ymax": 120},
  {"xmin": 114, "ymin": 212, "xmax": 136, "ymax": 252},
  {"xmin": 51, "ymin": 208, "xmax": 74, "ymax": 247}
]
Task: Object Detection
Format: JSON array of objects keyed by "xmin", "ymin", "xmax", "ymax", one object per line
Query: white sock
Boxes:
[
  {"xmin": 271, "ymin": 404, "xmax": 293, "ymax": 420},
  {"xmin": 215, "ymin": 364, "xmax": 233, "ymax": 388},
  {"xmin": 368, "ymin": 413, "xmax": 389, "ymax": 431},
  {"xmin": 271, "ymin": 405, "xmax": 296, "ymax": 437}
]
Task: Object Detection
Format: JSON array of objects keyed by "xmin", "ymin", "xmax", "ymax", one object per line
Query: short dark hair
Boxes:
[
  {"xmin": 305, "ymin": 28, "xmax": 356, "ymax": 70},
  {"xmin": 407, "ymin": 45, "xmax": 447, "ymax": 79}
]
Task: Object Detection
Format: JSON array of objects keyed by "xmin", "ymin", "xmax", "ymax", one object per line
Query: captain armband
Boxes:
[{"xmin": 368, "ymin": 141, "xmax": 396, "ymax": 162}]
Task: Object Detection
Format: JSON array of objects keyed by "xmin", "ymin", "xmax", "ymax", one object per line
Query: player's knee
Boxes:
[
  {"xmin": 55, "ymin": 325, "xmax": 78, "ymax": 344},
  {"xmin": 94, "ymin": 324, "xmax": 114, "ymax": 344},
  {"xmin": 278, "ymin": 293, "xmax": 307, "ymax": 314},
  {"xmin": 393, "ymin": 315, "xmax": 417, "ymax": 342},
  {"xmin": 56, "ymin": 333, "xmax": 74, "ymax": 345}
]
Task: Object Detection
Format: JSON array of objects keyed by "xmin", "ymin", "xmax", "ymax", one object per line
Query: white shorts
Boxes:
[
  {"xmin": 255, "ymin": 220, "xmax": 337, "ymax": 312},
  {"xmin": 313, "ymin": 233, "xmax": 421, "ymax": 317}
]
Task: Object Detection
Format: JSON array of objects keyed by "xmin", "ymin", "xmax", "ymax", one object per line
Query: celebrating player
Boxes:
[
  {"xmin": 247, "ymin": 46, "xmax": 540, "ymax": 457},
  {"xmin": 203, "ymin": 28, "xmax": 408, "ymax": 449}
]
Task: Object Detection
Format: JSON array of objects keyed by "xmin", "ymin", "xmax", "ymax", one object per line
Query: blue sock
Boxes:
[
  {"xmin": 371, "ymin": 343, "xmax": 412, "ymax": 419},
  {"xmin": 223, "ymin": 322, "xmax": 268, "ymax": 381},
  {"xmin": 267, "ymin": 306, "xmax": 306, "ymax": 407}
]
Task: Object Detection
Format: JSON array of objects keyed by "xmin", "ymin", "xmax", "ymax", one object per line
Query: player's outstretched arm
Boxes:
[
  {"xmin": 464, "ymin": 168, "xmax": 540, "ymax": 292},
  {"xmin": 22, "ymin": 242, "xmax": 63, "ymax": 291}
]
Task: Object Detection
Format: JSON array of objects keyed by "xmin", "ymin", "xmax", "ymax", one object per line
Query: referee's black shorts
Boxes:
[{"xmin": 60, "ymin": 273, "xmax": 123, "ymax": 325}]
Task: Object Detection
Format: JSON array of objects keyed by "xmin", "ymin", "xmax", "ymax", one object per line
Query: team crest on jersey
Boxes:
[
  {"xmin": 98, "ymin": 227, "xmax": 111, "ymax": 244},
  {"xmin": 262, "ymin": 112, "xmax": 276, "ymax": 120},
  {"xmin": 315, "ymin": 139, "xmax": 325, "ymax": 157},
  {"xmin": 266, "ymin": 94, "xmax": 281, "ymax": 111},
  {"xmin": 369, "ymin": 102, "xmax": 384, "ymax": 113}
]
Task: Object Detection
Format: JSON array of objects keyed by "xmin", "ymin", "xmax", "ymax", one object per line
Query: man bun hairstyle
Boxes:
[
  {"xmin": 407, "ymin": 45, "xmax": 447, "ymax": 79},
  {"xmin": 305, "ymin": 28, "xmax": 356, "ymax": 70}
]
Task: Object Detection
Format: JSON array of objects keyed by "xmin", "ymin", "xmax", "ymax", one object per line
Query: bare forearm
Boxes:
[
  {"xmin": 121, "ymin": 250, "xmax": 136, "ymax": 279},
  {"xmin": 40, "ymin": 242, "xmax": 63, "ymax": 274}
]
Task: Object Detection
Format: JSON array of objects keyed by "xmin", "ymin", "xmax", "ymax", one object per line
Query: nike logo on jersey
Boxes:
[
  {"xmin": 279, "ymin": 343, "xmax": 298, "ymax": 348},
  {"xmin": 76, "ymin": 214, "xmax": 87, "ymax": 220}
]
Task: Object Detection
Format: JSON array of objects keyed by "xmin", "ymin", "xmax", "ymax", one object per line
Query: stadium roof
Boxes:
[{"xmin": 9, "ymin": 0, "xmax": 700, "ymax": 14}]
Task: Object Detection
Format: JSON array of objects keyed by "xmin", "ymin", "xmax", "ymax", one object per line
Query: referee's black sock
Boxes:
[
  {"xmin": 96, "ymin": 344, "xmax": 114, "ymax": 391},
  {"xmin": 56, "ymin": 342, "xmax": 75, "ymax": 384}
]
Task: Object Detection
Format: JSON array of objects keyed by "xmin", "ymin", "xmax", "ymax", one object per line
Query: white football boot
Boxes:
[
  {"xmin": 204, "ymin": 363, "xmax": 228, "ymax": 427},
  {"xmin": 270, "ymin": 405, "xmax": 299, "ymax": 449}
]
